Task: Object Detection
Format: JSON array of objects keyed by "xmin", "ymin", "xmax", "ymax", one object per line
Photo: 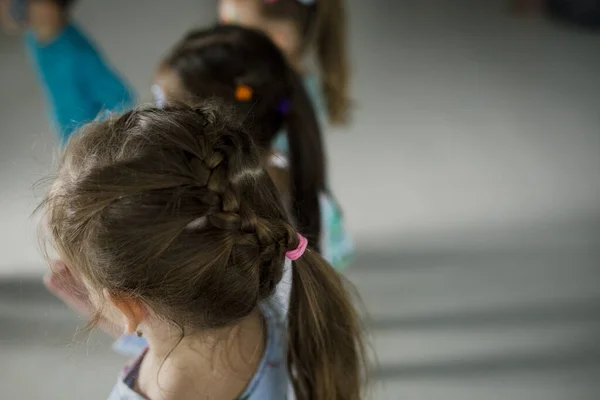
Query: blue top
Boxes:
[{"xmin": 25, "ymin": 23, "xmax": 135, "ymax": 142}]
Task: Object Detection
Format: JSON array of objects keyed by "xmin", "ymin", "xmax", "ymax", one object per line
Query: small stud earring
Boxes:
[{"xmin": 136, "ymin": 330, "xmax": 143, "ymax": 337}]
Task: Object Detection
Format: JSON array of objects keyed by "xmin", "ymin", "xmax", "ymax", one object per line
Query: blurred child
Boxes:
[
  {"xmin": 218, "ymin": 0, "xmax": 350, "ymax": 133},
  {"xmin": 39, "ymin": 103, "xmax": 366, "ymax": 400},
  {"xmin": 0, "ymin": 0, "xmax": 134, "ymax": 143},
  {"xmin": 154, "ymin": 25, "xmax": 355, "ymax": 270}
]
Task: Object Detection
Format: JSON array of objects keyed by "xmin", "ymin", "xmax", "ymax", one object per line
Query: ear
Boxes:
[{"xmin": 103, "ymin": 288, "xmax": 147, "ymax": 335}]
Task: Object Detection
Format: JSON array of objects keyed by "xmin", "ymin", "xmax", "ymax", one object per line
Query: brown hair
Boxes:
[
  {"xmin": 32, "ymin": 0, "xmax": 77, "ymax": 10},
  {"xmin": 252, "ymin": 0, "xmax": 350, "ymax": 124},
  {"xmin": 161, "ymin": 25, "xmax": 325, "ymax": 248},
  {"xmin": 39, "ymin": 103, "xmax": 366, "ymax": 399}
]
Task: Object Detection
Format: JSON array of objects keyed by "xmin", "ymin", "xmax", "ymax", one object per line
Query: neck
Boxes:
[
  {"xmin": 135, "ymin": 309, "xmax": 265, "ymax": 400},
  {"xmin": 288, "ymin": 50, "xmax": 306, "ymax": 75}
]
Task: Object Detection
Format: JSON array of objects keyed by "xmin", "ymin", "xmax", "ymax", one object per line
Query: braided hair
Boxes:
[
  {"xmin": 40, "ymin": 103, "xmax": 366, "ymax": 400},
  {"xmin": 160, "ymin": 25, "xmax": 325, "ymax": 250}
]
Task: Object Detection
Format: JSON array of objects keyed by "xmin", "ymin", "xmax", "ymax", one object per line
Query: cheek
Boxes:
[{"xmin": 151, "ymin": 84, "xmax": 167, "ymax": 108}]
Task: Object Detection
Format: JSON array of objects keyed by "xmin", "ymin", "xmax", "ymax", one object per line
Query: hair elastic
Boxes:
[
  {"xmin": 285, "ymin": 233, "xmax": 308, "ymax": 260},
  {"xmin": 235, "ymin": 84, "xmax": 253, "ymax": 101}
]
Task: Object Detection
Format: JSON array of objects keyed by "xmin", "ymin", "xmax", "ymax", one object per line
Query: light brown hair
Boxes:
[
  {"xmin": 254, "ymin": 0, "xmax": 350, "ymax": 124},
  {"xmin": 39, "ymin": 103, "xmax": 366, "ymax": 399}
]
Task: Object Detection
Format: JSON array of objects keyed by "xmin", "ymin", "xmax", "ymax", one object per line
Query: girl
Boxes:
[
  {"xmin": 218, "ymin": 0, "xmax": 350, "ymax": 127},
  {"xmin": 0, "ymin": 0, "xmax": 135, "ymax": 142},
  {"xmin": 153, "ymin": 25, "xmax": 355, "ymax": 269},
  {"xmin": 39, "ymin": 103, "xmax": 366, "ymax": 400},
  {"xmin": 45, "ymin": 25, "xmax": 354, "ymax": 359}
]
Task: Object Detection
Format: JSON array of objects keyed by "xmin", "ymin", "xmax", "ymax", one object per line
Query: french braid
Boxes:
[
  {"xmin": 42, "ymin": 102, "xmax": 366, "ymax": 400},
  {"xmin": 184, "ymin": 105, "xmax": 299, "ymax": 301}
]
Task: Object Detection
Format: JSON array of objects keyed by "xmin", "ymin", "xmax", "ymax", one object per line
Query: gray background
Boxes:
[{"xmin": 1, "ymin": 0, "xmax": 599, "ymax": 398}]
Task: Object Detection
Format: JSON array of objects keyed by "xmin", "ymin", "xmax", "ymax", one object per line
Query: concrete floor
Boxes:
[
  {"xmin": 1, "ymin": 0, "xmax": 600, "ymax": 399},
  {"xmin": 2, "ymin": 234, "xmax": 600, "ymax": 399}
]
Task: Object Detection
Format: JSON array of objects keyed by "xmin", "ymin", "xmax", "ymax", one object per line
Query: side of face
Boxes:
[
  {"xmin": 152, "ymin": 67, "xmax": 184, "ymax": 107},
  {"xmin": 27, "ymin": 0, "xmax": 61, "ymax": 29},
  {"xmin": 54, "ymin": 257, "xmax": 145, "ymax": 336}
]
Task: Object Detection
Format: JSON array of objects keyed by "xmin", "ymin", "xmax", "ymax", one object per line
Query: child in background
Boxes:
[
  {"xmin": 218, "ymin": 0, "xmax": 350, "ymax": 133},
  {"xmin": 44, "ymin": 24, "xmax": 355, "ymax": 361},
  {"xmin": 0, "ymin": 0, "xmax": 134, "ymax": 143},
  {"xmin": 153, "ymin": 25, "xmax": 355, "ymax": 269},
  {"xmin": 39, "ymin": 103, "xmax": 366, "ymax": 400},
  {"xmin": 213, "ymin": 1, "xmax": 355, "ymax": 265}
]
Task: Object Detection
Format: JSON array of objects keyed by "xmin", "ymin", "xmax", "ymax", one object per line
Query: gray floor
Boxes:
[
  {"xmin": 2, "ymin": 230, "xmax": 600, "ymax": 399},
  {"xmin": 1, "ymin": 0, "xmax": 600, "ymax": 399}
]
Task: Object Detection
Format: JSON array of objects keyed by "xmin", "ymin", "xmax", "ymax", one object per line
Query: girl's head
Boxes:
[
  {"xmin": 27, "ymin": 0, "xmax": 74, "ymax": 31},
  {"xmin": 40, "ymin": 103, "xmax": 366, "ymax": 399},
  {"xmin": 156, "ymin": 25, "xmax": 325, "ymax": 246},
  {"xmin": 217, "ymin": 0, "xmax": 350, "ymax": 124}
]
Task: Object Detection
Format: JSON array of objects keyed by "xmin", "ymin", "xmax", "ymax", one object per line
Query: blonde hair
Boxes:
[{"xmin": 255, "ymin": 0, "xmax": 350, "ymax": 124}]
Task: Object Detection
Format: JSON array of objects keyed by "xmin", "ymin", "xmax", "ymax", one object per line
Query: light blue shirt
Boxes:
[{"xmin": 108, "ymin": 301, "xmax": 291, "ymax": 400}]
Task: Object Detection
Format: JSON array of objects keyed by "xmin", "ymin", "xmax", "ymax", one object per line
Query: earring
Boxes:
[{"xmin": 136, "ymin": 330, "xmax": 143, "ymax": 337}]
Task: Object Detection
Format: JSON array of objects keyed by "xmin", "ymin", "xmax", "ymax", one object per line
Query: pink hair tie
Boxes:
[{"xmin": 285, "ymin": 233, "xmax": 308, "ymax": 260}]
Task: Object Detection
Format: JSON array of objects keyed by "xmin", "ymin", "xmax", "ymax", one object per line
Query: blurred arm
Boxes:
[{"xmin": 78, "ymin": 48, "xmax": 135, "ymax": 114}]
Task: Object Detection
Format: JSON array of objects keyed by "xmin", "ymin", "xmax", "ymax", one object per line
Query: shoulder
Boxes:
[
  {"xmin": 64, "ymin": 23, "xmax": 91, "ymax": 43},
  {"xmin": 302, "ymin": 71, "xmax": 321, "ymax": 100},
  {"xmin": 301, "ymin": 71, "xmax": 327, "ymax": 124}
]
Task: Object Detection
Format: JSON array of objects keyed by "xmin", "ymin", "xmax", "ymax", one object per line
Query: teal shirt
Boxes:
[{"xmin": 25, "ymin": 24, "xmax": 135, "ymax": 142}]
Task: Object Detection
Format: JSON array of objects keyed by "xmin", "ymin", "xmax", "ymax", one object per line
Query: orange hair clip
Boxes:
[{"xmin": 235, "ymin": 84, "xmax": 253, "ymax": 101}]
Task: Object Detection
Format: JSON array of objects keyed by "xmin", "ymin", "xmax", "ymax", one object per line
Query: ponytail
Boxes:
[
  {"xmin": 314, "ymin": 0, "xmax": 350, "ymax": 125},
  {"xmin": 287, "ymin": 248, "xmax": 366, "ymax": 399},
  {"xmin": 284, "ymin": 69, "xmax": 326, "ymax": 249}
]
